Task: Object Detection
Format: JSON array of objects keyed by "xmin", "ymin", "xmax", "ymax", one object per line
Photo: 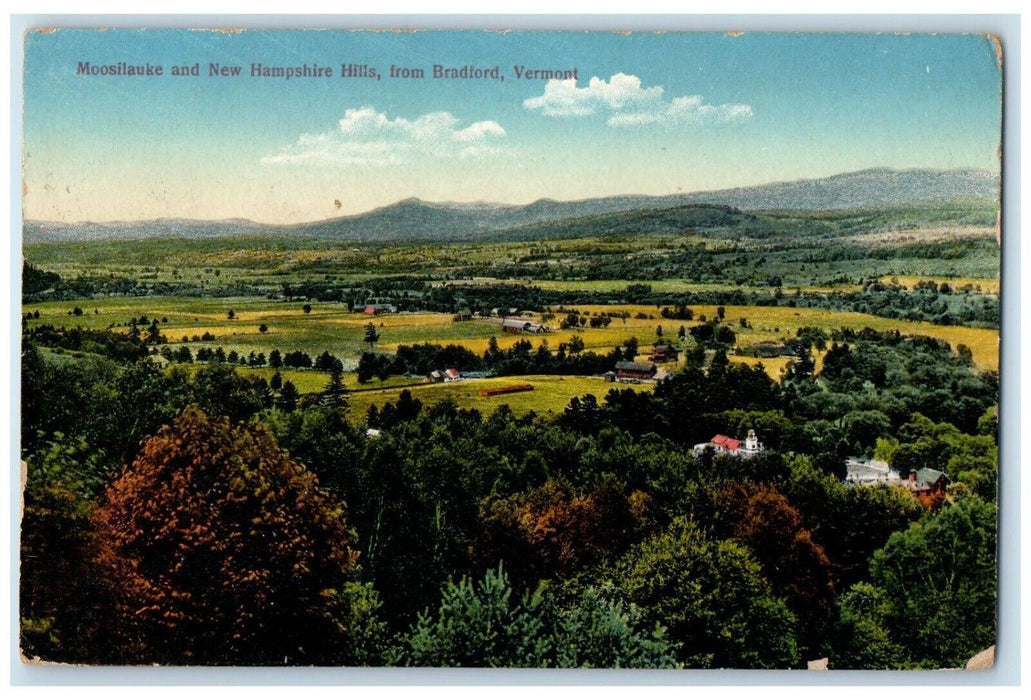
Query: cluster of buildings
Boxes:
[
  {"xmin": 428, "ymin": 368, "xmax": 463, "ymax": 383},
  {"xmin": 353, "ymin": 303, "xmax": 398, "ymax": 315},
  {"xmin": 426, "ymin": 368, "xmax": 490, "ymax": 383},
  {"xmin": 687, "ymin": 440, "xmax": 951, "ymax": 496},
  {"xmin": 604, "ymin": 361, "xmax": 674, "ymax": 384},
  {"xmin": 606, "ymin": 361, "xmax": 658, "ymax": 383},
  {"xmin": 845, "ymin": 457, "xmax": 951, "ymax": 495},
  {"xmin": 501, "ymin": 317, "xmax": 549, "ymax": 335}
]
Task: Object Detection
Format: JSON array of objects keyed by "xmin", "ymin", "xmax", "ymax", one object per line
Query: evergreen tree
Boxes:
[
  {"xmin": 364, "ymin": 322, "xmax": 381, "ymax": 349},
  {"xmin": 269, "ymin": 349, "xmax": 283, "ymax": 368},
  {"xmin": 322, "ymin": 368, "xmax": 349, "ymax": 411},
  {"xmin": 277, "ymin": 380, "xmax": 300, "ymax": 412}
]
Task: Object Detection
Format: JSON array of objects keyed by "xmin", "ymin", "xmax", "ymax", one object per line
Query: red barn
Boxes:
[{"xmin": 614, "ymin": 361, "xmax": 657, "ymax": 381}]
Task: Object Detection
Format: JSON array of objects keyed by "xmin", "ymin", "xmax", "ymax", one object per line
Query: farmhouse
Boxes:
[
  {"xmin": 844, "ymin": 458, "xmax": 951, "ymax": 495},
  {"xmin": 614, "ymin": 361, "xmax": 657, "ymax": 381},
  {"xmin": 429, "ymin": 368, "xmax": 463, "ymax": 383},
  {"xmin": 898, "ymin": 468, "xmax": 951, "ymax": 495},
  {"xmin": 845, "ymin": 456, "xmax": 898, "ymax": 486},
  {"xmin": 693, "ymin": 430, "xmax": 765, "ymax": 458},
  {"xmin": 501, "ymin": 317, "xmax": 547, "ymax": 334},
  {"xmin": 648, "ymin": 344, "xmax": 679, "ymax": 362}
]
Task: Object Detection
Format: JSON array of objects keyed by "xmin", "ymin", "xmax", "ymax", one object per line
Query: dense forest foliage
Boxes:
[{"xmin": 20, "ymin": 319, "xmax": 998, "ymax": 668}]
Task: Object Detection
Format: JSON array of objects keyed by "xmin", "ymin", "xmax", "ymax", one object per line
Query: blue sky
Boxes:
[{"xmin": 22, "ymin": 29, "xmax": 1002, "ymax": 224}]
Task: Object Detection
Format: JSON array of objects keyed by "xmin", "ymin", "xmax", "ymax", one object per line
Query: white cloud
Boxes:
[
  {"xmin": 454, "ymin": 120, "xmax": 507, "ymax": 142},
  {"xmin": 522, "ymin": 73, "xmax": 664, "ymax": 117},
  {"xmin": 666, "ymin": 96, "xmax": 754, "ymax": 124},
  {"xmin": 524, "ymin": 73, "xmax": 753, "ymax": 128},
  {"xmin": 262, "ymin": 107, "xmax": 506, "ymax": 166}
]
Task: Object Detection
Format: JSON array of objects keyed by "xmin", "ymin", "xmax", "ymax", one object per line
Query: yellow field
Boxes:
[
  {"xmin": 878, "ymin": 275, "xmax": 1000, "ymax": 294},
  {"xmin": 27, "ymin": 297, "xmax": 999, "ymax": 375},
  {"xmin": 556, "ymin": 304, "xmax": 998, "ymax": 371},
  {"xmin": 347, "ymin": 374, "xmax": 649, "ymax": 418},
  {"xmin": 728, "ymin": 355, "xmax": 795, "ymax": 377}
]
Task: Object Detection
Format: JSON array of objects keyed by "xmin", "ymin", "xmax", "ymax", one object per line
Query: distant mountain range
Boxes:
[{"xmin": 24, "ymin": 168, "xmax": 999, "ymax": 244}]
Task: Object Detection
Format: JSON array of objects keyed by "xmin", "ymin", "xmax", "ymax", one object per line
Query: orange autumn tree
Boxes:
[
  {"xmin": 91, "ymin": 406, "xmax": 360, "ymax": 665},
  {"xmin": 476, "ymin": 478, "xmax": 647, "ymax": 590},
  {"xmin": 714, "ymin": 482, "xmax": 835, "ymax": 660}
]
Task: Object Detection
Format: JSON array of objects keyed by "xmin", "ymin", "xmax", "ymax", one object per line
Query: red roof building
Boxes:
[
  {"xmin": 693, "ymin": 430, "xmax": 764, "ymax": 459},
  {"xmin": 614, "ymin": 361, "xmax": 658, "ymax": 381},
  {"xmin": 711, "ymin": 434, "xmax": 741, "ymax": 452}
]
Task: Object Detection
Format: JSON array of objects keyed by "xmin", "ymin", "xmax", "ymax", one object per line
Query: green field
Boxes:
[
  {"xmin": 25, "ymin": 296, "xmax": 1000, "ymax": 376},
  {"xmin": 345, "ymin": 374, "xmax": 647, "ymax": 419},
  {"xmin": 543, "ymin": 304, "xmax": 999, "ymax": 371}
]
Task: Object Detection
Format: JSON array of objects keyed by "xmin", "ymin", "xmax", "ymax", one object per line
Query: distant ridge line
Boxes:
[{"xmin": 24, "ymin": 167, "xmax": 999, "ymax": 243}]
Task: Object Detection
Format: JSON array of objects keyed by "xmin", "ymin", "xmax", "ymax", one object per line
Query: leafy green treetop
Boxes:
[
  {"xmin": 837, "ymin": 496, "xmax": 997, "ymax": 669},
  {"xmin": 322, "ymin": 367, "xmax": 349, "ymax": 411},
  {"xmin": 617, "ymin": 518, "xmax": 799, "ymax": 669}
]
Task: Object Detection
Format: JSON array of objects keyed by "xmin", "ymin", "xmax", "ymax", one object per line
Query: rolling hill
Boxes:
[{"xmin": 24, "ymin": 167, "xmax": 998, "ymax": 244}]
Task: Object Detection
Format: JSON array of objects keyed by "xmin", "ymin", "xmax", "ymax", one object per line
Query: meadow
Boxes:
[
  {"xmin": 345, "ymin": 374, "xmax": 638, "ymax": 419},
  {"xmin": 25, "ymin": 295, "xmax": 999, "ymax": 392}
]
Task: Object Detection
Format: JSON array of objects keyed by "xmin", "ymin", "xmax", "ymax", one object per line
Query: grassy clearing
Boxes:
[
  {"xmin": 877, "ymin": 275, "xmax": 999, "ymax": 295},
  {"xmin": 556, "ymin": 304, "xmax": 998, "ymax": 372},
  {"xmin": 727, "ymin": 355, "xmax": 796, "ymax": 378},
  {"xmin": 346, "ymin": 374, "xmax": 647, "ymax": 419},
  {"xmin": 175, "ymin": 364, "xmax": 330, "ymax": 395},
  {"xmin": 26, "ymin": 297, "xmax": 999, "ymax": 374}
]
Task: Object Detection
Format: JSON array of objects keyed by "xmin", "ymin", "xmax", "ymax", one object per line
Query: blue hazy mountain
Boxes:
[{"xmin": 24, "ymin": 168, "xmax": 998, "ymax": 244}]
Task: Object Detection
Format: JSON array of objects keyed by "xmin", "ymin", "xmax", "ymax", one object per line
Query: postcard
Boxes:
[{"xmin": 19, "ymin": 26, "xmax": 1002, "ymax": 671}]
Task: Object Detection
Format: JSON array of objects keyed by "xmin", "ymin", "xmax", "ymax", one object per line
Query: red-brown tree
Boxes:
[
  {"xmin": 715, "ymin": 482, "xmax": 835, "ymax": 659},
  {"xmin": 475, "ymin": 478, "xmax": 646, "ymax": 590},
  {"xmin": 91, "ymin": 406, "xmax": 360, "ymax": 665}
]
